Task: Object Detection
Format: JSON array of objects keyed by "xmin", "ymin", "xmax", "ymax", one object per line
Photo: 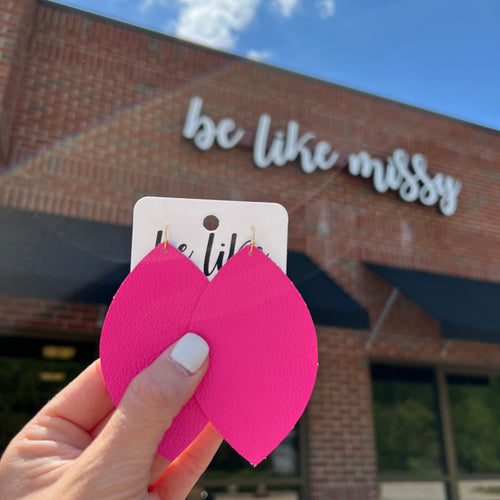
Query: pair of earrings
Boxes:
[{"xmin": 100, "ymin": 226, "xmax": 317, "ymax": 465}]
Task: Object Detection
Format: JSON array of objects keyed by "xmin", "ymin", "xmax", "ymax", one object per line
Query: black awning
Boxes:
[
  {"xmin": 288, "ymin": 252, "xmax": 370, "ymax": 329},
  {"xmin": 365, "ymin": 262, "xmax": 500, "ymax": 343},
  {"xmin": 0, "ymin": 206, "xmax": 131, "ymax": 304},
  {"xmin": 1, "ymin": 207, "xmax": 370, "ymax": 329}
]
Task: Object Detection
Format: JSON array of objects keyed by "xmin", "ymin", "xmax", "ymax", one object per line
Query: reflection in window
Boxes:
[
  {"xmin": 200, "ymin": 424, "xmax": 302, "ymax": 498},
  {"xmin": 0, "ymin": 337, "xmax": 95, "ymax": 452},
  {"xmin": 448, "ymin": 374, "xmax": 500, "ymax": 474},
  {"xmin": 458, "ymin": 480, "xmax": 500, "ymax": 500},
  {"xmin": 205, "ymin": 427, "xmax": 299, "ymax": 479},
  {"xmin": 379, "ymin": 481, "xmax": 447, "ymax": 500},
  {"xmin": 189, "ymin": 486, "xmax": 300, "ymax": 500},
  {"xmin": 371, "ymin": 364, "xmax": 445, "ymax": 475},
  {"xmin": 0, "ymin": 355, "xmax": 87, "ymax": 451},
  {"xmin": 213, "ymin": 489, "xmax": 299, "ymax": 499}
]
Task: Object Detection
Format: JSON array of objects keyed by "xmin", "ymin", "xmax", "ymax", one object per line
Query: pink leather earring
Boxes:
[{"xmin": 100, "ymin": 237, "xmax": 317, "ymax": 465}]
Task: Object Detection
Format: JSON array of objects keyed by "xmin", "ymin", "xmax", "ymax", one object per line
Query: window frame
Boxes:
[
  {"xmin": 370, "ymin": 357, "xmax": 500, "ymax": 500},
  {"xmin": 197, "ymin": 412, "xmax": 310, "ymax": 499}
]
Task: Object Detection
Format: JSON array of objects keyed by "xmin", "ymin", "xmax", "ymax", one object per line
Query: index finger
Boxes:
[{"xmin": 43, "ymin": 359, "xmax": 115, "ymax": 432}]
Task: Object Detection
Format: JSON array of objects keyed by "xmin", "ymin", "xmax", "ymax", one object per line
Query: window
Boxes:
[
  {"xmin": 448, "ymin": 374, "xmax": 500, "ymax": 475},
  {"xmin": 0, "ymin": 337, "xmax": 96, "ymax": 451},
  {"xmin": 371, "ymin": 363, "xmax": 500, "ymax": 500},
  {"xmin": 372, "ymin": 364, "xmax": 444, "ymax": 476},
  {"xmin": 197, "ymin": 418, "xmax": 307, "ymax": 499},
  {"xmin": 448, "ymin": 374, "xmax": 500, "ymax": 500}
]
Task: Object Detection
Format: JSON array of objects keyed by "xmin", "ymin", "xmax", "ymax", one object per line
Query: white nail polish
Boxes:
[{"xmin": 170, "ymin": 333, "xmax": 209, "ymax": 374}]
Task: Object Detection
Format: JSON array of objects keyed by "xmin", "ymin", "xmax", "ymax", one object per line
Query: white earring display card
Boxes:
[{"xmin": 131, "ymin": 197, "xmax": 289, "ymax": 278}]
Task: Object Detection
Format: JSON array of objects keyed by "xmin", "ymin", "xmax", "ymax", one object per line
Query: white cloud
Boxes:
[
  {"xmin": 273, "ymin": 0, "xmax": 299, "ymax": 17},
  {"xmin": 174, "ymin": 0, "xmax": 260, "ymax": 50},
  {"xmin": 246, "ymin": 49, "xmax": 273, "ymax": 61},
  {"xmin": 316, "ymin": 0, "xmax": 335, "ymax": 19}
]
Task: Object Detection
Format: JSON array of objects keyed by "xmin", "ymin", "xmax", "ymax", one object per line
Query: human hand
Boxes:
[{"xmin": 0, "ymin": 332, "xmax": 222, "ymax": 499}]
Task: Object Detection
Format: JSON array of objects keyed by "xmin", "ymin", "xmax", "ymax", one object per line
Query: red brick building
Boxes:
[{"xmin": 1, "ymin": 1, "xmax": 500, "ymax": 499}]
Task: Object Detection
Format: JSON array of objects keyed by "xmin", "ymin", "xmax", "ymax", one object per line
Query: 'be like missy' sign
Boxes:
[{"xmin": 182, "ymin": 96, "xmax": 462, "ymax": 216}]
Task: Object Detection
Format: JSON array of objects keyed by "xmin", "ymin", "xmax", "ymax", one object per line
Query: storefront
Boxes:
[{"xmin": 1, "ymin": 1, "xmax": 500, "ymax": 499}]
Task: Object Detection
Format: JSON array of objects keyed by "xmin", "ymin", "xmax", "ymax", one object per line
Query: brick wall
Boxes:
[
  {"xmin": 1, "ymin": 1, "xmax": 500, "ymax": 498},
  {"xmin": 309, "ymin": 328, "xmax": 378, "ymax": 499},
  {"xmin": 0, "ymin": 296, "xmax": 104, "ymax": 338},
  {"xmin": 0, "ymin": 0, "xmax": 36, "ymax": 163}
]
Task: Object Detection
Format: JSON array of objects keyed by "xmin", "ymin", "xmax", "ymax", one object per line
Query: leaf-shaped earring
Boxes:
[
  {"xmin": 100, "ymin": 239, "xmax": 318, "ymax": 465},
  {"xmin": 189, "ymin": 245, "xmax": 317, "ymax": 465},
  {"xmin": 100, "ymin": 243, "xmax": 210, "ymax": 460}
]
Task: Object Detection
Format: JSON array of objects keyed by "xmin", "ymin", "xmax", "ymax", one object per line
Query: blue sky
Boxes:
[{"xmin": 52, "ymin": 0, "xmax": 499, "ymax": 131}]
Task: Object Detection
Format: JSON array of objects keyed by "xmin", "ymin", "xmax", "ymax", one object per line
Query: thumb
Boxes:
[
  {"xmin": 115, "ymin": 332, "xmax": 210, "ymax": 456},
  {"xmin": 71, "ymin": 333, "xmax": 209, "ymax": 492}
]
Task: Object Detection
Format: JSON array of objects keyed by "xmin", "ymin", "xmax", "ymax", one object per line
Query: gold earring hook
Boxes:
[
  {"xmin": 163, "ymin": 223, "xmax": 169, "ymax": 252},
  {"xmin": 249, "ymin": 225, "xmax": 256, "ymax": 255}
]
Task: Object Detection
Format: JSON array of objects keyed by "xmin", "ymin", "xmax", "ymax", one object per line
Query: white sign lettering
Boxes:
[
  {"xmin": 253, "ymin": 114, "xmax": 339, "ymax": 173},
  {"xmin": 182, "ymin": 96, "xmax": 462, "ymax": 215},
  {"xmin": 182, "ymin": 96, "xmax": 245, "ymax": 151},
  {"xmin": 348, "ymin": 150, "xmax": 461, "ymax": 216}
]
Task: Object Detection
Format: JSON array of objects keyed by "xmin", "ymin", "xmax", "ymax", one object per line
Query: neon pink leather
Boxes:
[{"xmin": 100, "ymin": 243, "xmax": 317, "ymax": 464}]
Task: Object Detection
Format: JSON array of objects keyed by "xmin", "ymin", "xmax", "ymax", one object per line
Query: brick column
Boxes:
[
  {"xmin": 0, "ymin": 0, "xmax": 35, "ymax": 166},
  {"xmin": 308, "ymin": 328, "xmax": 379, "ymax": 500}
]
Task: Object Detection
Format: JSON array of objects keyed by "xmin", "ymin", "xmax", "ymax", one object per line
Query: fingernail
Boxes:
[{"xmin": 170, "ymin": 333, "xmax": 209, "ymax": 374}]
